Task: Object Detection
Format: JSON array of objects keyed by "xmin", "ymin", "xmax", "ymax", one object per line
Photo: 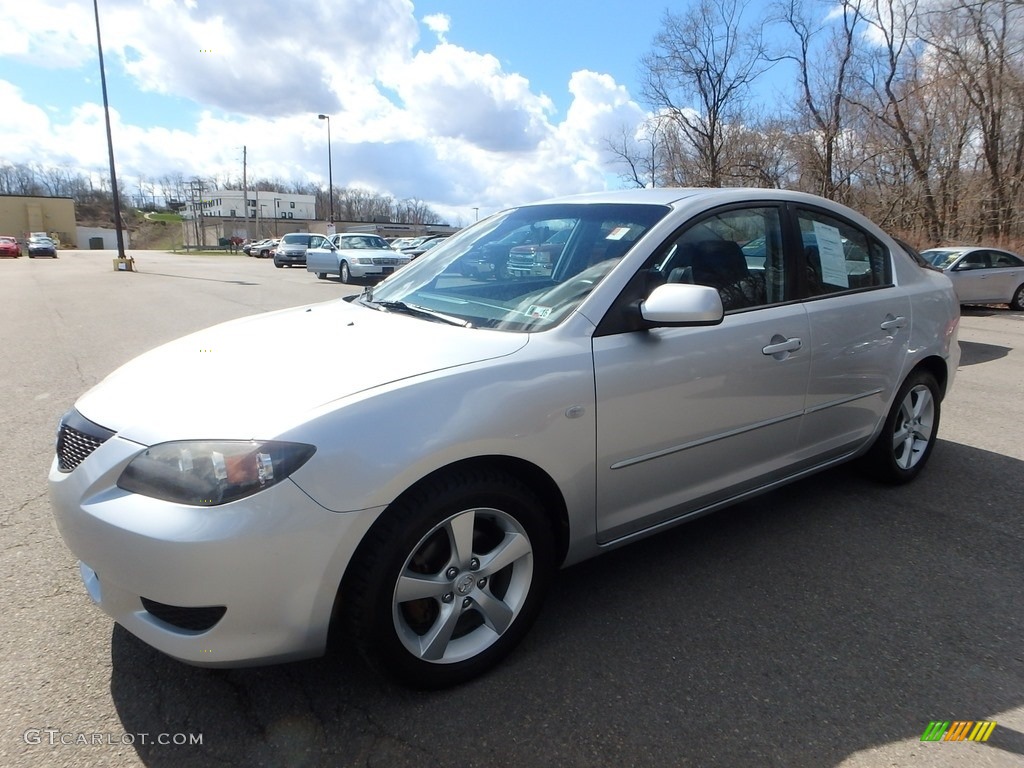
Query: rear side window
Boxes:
[{"xmin": 795, "ymin": 208, "xmax": 891, "ymax": 297}]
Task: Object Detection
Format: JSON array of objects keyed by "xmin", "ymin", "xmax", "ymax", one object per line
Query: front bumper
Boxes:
[
  {"xmin": 274, "ymin": 252, "xmax": 306, "ymax": 265},
  {"xmin": 348, "ymin": 262, "xmax": 400, "ymax": 278},
  {"xmin": 49, "ymin": 433, "xmax": 382, "ymax": 666}
]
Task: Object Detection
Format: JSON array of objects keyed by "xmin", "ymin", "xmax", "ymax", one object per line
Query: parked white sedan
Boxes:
[
  {"xmin": 306, "ymin": 232, "xmax": 411, "ymax": 282},
  {"xmin": 49, "ymin": 188, "xmax": 960, "ymax": 688},
  {"xmin": 920, "ymin": 245, "xmax": 1024, "ymax": 309}
]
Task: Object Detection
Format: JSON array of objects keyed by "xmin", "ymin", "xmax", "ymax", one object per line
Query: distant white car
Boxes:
[
  {"xmin": 920, "ymin": 246, "xmax": 1024, "ymax": 309},
  {"xmin": 49, "ymin": 188, "xmax": 959, "ymax": 689},
  {"xmin": 306, "ymin": 232, "xmax": 411, "ymax": 282}
]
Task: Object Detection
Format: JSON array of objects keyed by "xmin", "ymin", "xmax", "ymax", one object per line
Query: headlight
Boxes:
[
  {"xmin": 355, "ymin": 257, "xmax": 373, "ymax": 265},
  {"xmin": 117, "ymin": 440, "xmax": 316, "ymax": 506}
]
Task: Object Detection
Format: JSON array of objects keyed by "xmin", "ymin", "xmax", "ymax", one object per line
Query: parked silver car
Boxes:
[
  {"xmin": 49, "ymin": 188, "xmax": 959, "ymax": 688},
  {"xmin": 306, "ymin": 232, "xmax": 411, "ymax": 282},
  {"xmin": 920, "ymin": 245, "xmax": 1024, "ymax": 309}
]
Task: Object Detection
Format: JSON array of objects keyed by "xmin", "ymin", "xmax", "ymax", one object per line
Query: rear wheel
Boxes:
[
  {"xmin": 1010, "ymin": 283, "xmax": 1024, "ymax": 311},
  {"xmin": 863, "ymin": 370, "xmax": 940, "ymax": 484},
  {"xmin": 341, "ymin": 469, "xmax": 555, "ymax": 688}
]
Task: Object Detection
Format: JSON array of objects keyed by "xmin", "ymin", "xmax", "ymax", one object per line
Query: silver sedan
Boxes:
[
  {"xmin": 306, "ymin": 232, "xmax": 411, "ymax": 282},
  {"xmin": 49, "ymin": 188, "xmax": 960, "ymax": 688},
  {"xmin": 920, "ymin": 245, "xmax": 1024, "ymax": 309}
]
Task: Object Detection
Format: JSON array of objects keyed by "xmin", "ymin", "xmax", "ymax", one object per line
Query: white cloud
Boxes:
[
  {"xmin": 422, "ymin": 13, "xmax": 451, "ymax": 42},
  {"xmin": 0, "ymin": 0, "xmax": 648, "ymax": 218}
]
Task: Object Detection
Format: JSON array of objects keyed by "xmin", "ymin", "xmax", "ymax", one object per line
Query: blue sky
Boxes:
[{"xmin": 0, "ymin": 0, "xmax": 796, "ymax": 224}]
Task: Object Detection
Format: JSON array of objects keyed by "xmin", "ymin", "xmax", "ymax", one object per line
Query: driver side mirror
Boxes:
[{"xmin": 640, "ymin": 283, "xmax": 724, "ymax": 327}]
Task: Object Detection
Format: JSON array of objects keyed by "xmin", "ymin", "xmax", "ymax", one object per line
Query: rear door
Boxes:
[{"xmin": 793, "ymin": 205, "xmax": 910, "ymax": 462}]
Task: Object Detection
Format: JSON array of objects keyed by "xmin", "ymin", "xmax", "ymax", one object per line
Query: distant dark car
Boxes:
[
  {"xmin": 27, "ymin": 236, "xmax": 57, "ymax": 258},
  {"xmin": 920, "ymin": 246, "xmax": 1024, "ymax": 310},
  {"xmin": 0, "ymin": 236, "xmax": 20, "ymax": 258},
  {"xmin": 405, "ymin": 236, "xmax": 449, "ymax": 259}
]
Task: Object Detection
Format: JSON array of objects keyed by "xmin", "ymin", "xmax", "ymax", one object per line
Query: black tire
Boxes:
[
  {"xmin": 1010, "ymin": 283, "xmax": 1024, "ymax": 311},
  {"xmin": 316, "ymin": 272, "xmax": 327, "ymax": 280},
  {"xmin": 274, "ymin": 262, "xmax": 283, "ymax": 268},
  {"xmin": 862, "ymin": 370, "xmax": 940, "ymax": 484},
  {"xmin": 340, "ymin": 469, "xmax": 556, "ymax": 689},
  {"xmin": 339, "ymin": 261, "xmax": 351, "ymax": 284}
]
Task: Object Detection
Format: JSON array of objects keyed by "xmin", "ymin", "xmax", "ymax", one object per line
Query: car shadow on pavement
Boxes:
[
  {"xmin": 959, "ymin": 340, "xmax": 1012, "ymax": 366},
  {"xmin": 109, "ymin": 440, "xmax": 1024, "ymax": 768}
]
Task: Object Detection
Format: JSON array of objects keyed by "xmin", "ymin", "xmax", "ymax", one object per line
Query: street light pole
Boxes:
[
  {"xmin": 317, "ymin": 114, "xmax": 334, "ymax": 225},
  {"xmin": 92, "ymin": 0, "xmax": 128, "ymax": 263}
]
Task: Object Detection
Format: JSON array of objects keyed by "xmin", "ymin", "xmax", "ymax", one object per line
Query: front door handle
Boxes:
[{"xmin": 762, "ymin": 337, "xmax": 802, "ymax": 356}]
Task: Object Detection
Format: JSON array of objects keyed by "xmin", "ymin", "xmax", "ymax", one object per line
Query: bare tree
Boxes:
[
  {"xmin": 846, "ymin": 0, "xmax": 945, "ymax": 243},
  {"xmin": 603, "ymin": 117, "xmax": 671, "ymax": 188},
  {"xmin": 772, "ymin": 0, "xmax": 864, "ymax": 201},
  {"xmin": 641, "ymin": 0, "xmax": 770, "ymax": 187},
  {"xmin": 920, "ymin": 0, "xmax": 1024, "ymax": 241}
]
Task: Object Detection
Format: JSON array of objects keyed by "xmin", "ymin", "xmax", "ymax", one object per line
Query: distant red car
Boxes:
[{"xmin": 0, "ymin": 236, "xmax": 21, "ymax": 258}]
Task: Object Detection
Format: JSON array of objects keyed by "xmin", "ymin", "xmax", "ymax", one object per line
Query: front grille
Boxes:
[
  {"xmin": 56, "ymin": 410, "xmax": 115, "ymax": 472},
  {"xmin": 141, "ymin": 597, "xmax": 227, "ymax": 632},
  {"xmin": 371, "ymin": 257, "xmax": 403, "ymax": 266}
]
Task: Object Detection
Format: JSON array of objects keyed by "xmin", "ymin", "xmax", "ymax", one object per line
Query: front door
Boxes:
[{"xmin": 592, "ymin": 204, "xmax": 811, "ymax": 543}]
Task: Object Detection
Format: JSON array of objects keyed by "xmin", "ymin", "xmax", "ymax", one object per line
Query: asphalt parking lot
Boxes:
[{"xmin": 1, "ymin": 249, "xmax": 1022, "ymax": 768}]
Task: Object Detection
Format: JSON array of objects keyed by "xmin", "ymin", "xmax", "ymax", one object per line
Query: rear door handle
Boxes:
[{"xmin": 880, "ymin": 315, "xmax": 907, "ymax": 331}]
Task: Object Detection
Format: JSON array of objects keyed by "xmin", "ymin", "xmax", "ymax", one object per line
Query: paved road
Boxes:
[{"xmin": 1, "ymin": 250, "xmax": 1022, "ymax": 767}]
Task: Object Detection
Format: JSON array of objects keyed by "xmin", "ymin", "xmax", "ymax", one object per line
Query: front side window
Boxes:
[
  {"xmin": 796, "ymin": 208, "xmax": 891, "ymax": 297},
  {"xmin": 362, "ymin": 203, "xmax": 669, "ymax": 332},
  {"xmin": 651, "ymin": 206, "xmax": 786, "ymax": 310}
]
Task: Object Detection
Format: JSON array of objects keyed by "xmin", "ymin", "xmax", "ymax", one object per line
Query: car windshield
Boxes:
[
  {"xmin": 921, "ymin": 249, "xmax": 961, "ymax": 268},
  {"xmin": 360, "ymin": 202, "xmax": 669, "ymax": 332},
  {"xmin": 337, "ymin": 235, "xmax": 389, "ymax": 249}
]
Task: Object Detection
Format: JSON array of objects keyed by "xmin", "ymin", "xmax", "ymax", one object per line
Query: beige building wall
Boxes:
[{"xmin": 0, "ymin": 195, "xmax": 76, "ymax": 245}]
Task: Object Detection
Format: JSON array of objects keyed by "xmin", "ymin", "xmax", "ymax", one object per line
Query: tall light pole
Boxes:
[
  {"xmin": 317, "ymin": 114, "xmax": 334, "ymax": 226},
  {"xmin": 92, "ymin": 0, "xmax": 127, "ymax": 262}
]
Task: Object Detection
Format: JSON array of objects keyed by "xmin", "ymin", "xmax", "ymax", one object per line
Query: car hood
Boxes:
[
  {"xmin": 76, "ymin": 299, "xmax": 528, "ymax": 445},
  {"xmin": 334, "ymin": 248, "xmax": 407, "ymax": 259}
]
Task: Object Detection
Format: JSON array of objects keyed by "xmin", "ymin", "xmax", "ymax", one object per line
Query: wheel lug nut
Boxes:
[
  {"xmin": 462, "ymin": 597, "xmax": 472, "ymax": 608},
  {"xmin": 442, "ymin": 592, "xmax": 454, "ymax": 603},
  {"xmin": 478, "ymin": 577, "xmax": 487, "ymax": 589},
  {"xmin": 445, "ymin": 567, "xmax": 458, "ymax": 579},
  {"xmin": 470, "ymin": 557, "xmax": 480, "ymax": 570}
]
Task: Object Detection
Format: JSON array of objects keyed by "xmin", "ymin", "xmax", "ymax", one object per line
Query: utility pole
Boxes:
[
  {"xmin": 242, "ymin": 145, "xmax": 250, "ymax": 239},
  {"xmin": 92, "ymin": 0, "xmax": 128, "ymax": 264}
]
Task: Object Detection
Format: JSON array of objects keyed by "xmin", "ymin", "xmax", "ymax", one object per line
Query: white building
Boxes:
[{"xmin": 198, "ymin": 190, "xmax": 317, "ymax": 223}]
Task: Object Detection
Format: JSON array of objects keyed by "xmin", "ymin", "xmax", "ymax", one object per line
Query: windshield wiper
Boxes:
[{"xmin": 362, "ymin": 298, "xmax": 472, "ymax": 327}]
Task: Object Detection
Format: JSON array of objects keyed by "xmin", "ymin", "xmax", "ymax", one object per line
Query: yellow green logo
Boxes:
[{"xmin": 921, "ymin": 721, "xmax": 997, "ymax": 742}]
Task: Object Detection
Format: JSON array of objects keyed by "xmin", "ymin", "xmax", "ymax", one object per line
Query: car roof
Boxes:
[{"xmin": 529, "ymin": 186, "xmax": 880, "ymax": 212}]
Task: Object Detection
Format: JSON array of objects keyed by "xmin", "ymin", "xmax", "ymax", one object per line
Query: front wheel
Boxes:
[
  {"xmin": 339, "ymin": 261, "xmax": 351, "ymax": 284},
  {"xmin": 340, "ymin": 470, "xmax": 555, "ymax": 688},
  {"xmin": 1010, "ymin": 283, "xmax": 1024, "ymax": 311},
  {"xmin": 316, "ymin": 272, "xmax": 327, "ymax": 280},
  {"xmin": 862, "ymin": 370, "xmax": 940, "ymax": 484}
]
